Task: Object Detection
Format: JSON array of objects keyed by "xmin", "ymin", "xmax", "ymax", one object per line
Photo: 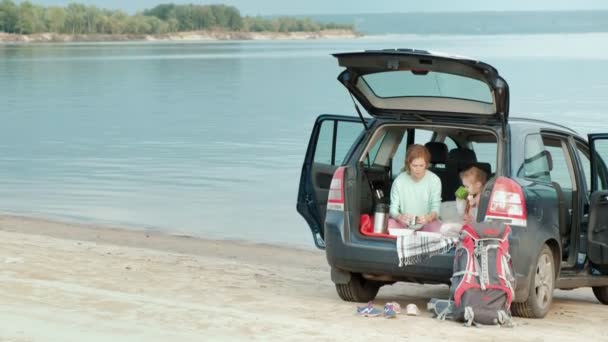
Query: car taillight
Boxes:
[
  {"xmin": 485, "ymin": 177, "xmax": 527, "ymax": 226},
  {"xmin": 327, "ymin": 167, "xmax": 345, "ymax": 211}
]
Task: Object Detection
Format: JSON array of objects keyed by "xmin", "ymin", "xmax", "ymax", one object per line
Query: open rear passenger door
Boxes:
[
  {"xmin": 587, "ymin": 134, "xmax": 608, "ymax": 270},
  {"xmin": 297, "ymin": 115, "xmax": 367, "ymax": 249}
]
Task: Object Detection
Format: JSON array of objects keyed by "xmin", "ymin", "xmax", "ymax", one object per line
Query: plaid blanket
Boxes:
[{"xmin": 395, "ymin": 230, "xmax": 458, "ymax": 267}]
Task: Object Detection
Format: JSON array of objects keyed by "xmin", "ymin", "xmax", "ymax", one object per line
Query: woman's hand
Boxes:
[
  {"xmin": 397, "ymin": 214, "xmax": 411, "ymax": 226},
  {"xmin": 417, "ymin": 215, "xmax": 428, "ymax": 225},
  {"xmin": 417, "ymin": 213, "xmax": 436, "ymax": 225}
]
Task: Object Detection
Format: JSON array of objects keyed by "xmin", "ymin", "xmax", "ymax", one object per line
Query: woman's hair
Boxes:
[
  {"xmin": 461, "ymin": 165, "xmax": 488, "ymax": 185},
  {"xmin": 404, "ymin": 144, "xmax": 431, "ymax": 172}
]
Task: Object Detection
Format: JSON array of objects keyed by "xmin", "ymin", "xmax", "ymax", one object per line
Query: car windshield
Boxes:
[{"xmin": 361, "ymin": 70, "xmax": 493, "ymax": 104}]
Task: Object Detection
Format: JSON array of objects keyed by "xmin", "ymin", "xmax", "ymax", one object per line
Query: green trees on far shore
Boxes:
[{"xmin": 0, "ymin": 1, "xmax": 352, "ymax": 35}]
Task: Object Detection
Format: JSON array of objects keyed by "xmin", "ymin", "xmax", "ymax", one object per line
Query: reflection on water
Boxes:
[{"xmin": 1, "ymin": 34, "xmax": 608, "ymax": 248}]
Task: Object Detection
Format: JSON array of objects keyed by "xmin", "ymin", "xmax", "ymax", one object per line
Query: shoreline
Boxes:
[
  {"xmin": 0, "ymin": 213, "xmax": 313, "ymax": 255},
  {"xmin": 0, "ymin": 213, "xmax": 606, "ymax": 340},
  {"xmin": 0, "ymin": 29, "xmax": 361, "ymax": 44}
]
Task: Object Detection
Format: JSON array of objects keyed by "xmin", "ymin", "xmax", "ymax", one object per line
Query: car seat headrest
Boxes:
[
  {"xmin": 448, "ymin": 148, "xmax": 477, "ymax": 163},
  {"xmin": 425, "ymin": 142, "xmax": 448, "ymax": 164}
]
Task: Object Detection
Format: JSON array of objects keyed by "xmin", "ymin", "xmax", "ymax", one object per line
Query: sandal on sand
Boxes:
[{"xmin": 356, "ymin": 302, "xmax": 381, "ymax": 317}]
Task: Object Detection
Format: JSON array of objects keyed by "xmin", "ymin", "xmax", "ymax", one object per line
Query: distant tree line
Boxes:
[{"xmin": 0, "ymin": 1, "xmax": 352, "ymax": 35}]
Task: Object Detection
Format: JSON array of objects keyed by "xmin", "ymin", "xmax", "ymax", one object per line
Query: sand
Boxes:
[
  {"xmin": 0, "ymin": 30, "xmax": 360, "ymax": 44},
  {"xmin": 0, "ymin": 214, "xmax": 605, "ymax": 341}
]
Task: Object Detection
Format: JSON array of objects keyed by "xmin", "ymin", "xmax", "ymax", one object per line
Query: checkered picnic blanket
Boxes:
[{"xmin": 395, "ymin": 230, "xmax": 458, "ymax": 267}]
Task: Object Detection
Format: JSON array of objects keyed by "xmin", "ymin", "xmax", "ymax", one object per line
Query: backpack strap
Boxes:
[
  {"xmin": 436, "ymin": 304, "xmax": 452, "ymax": 321},
  {"xmin": 428, "ymin": 298, "xmax": 456, "ymax": 321},
  {"xmin": 497, "ymin": 310, "xmax": 514, "ymax": 328},
  {"xmin": 463, "ymin": 306, "xmax": 476, "ymax": 327},
  {"xmin": 472, "ymin": 243, "xmax": 487, "ymax": 290}
]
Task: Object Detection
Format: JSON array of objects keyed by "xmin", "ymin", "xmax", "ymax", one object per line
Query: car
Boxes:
[{"xmin": 297, "ymin": 49, "xmax": 608, "ymax": 318}]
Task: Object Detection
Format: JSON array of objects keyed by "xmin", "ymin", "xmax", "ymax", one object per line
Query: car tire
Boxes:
[
  {"xmin": 512, "ymin": 244, "xmax": 555, "ymax": 318},
  {"xmin": 592, "ymin": 286, "xmax": 608, "ymax": 304},
  {"xmin": 335, "ymin": 273, "xmax": 380, "ymax": 303}
]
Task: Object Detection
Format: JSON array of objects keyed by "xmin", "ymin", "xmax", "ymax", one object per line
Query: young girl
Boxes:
[
  {"xmin": 460, "ymin": 165, "xmax": 488, "ymax": 224},
  {"xmin": 440, "ymin": 165, "xmax": 488, "ymax": 237}
]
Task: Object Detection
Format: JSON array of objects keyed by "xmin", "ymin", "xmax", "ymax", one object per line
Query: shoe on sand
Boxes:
[
  {"xmin": 383, "ymin": 303, "xmax": 397, "ymax": 319},
  {"xmin": 406, "ymin": 304, "xmax": 420, "ymax": 316},
  {"xmin": 385, "ymin": 301, "xmax": 402, "ymax": 314},
  {"xmin": 356, "ymin": 302, "xmax": 381, "ymax": 317}
]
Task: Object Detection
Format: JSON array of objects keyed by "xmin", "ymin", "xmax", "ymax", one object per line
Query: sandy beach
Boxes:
[
  {"xmin": 0, "ymin": 214, "xmax": 605, "ymax": 341},
  {"xmin": 0, "ymin": 29, "xmax": 360, "ymax": 44}
]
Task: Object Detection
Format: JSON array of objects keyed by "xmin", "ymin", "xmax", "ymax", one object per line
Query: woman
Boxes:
[{"xmin": 389, "ymin": 144, "xmax": 442, "ymax": 231}]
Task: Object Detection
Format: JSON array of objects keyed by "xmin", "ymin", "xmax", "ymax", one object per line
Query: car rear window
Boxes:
[{"xmin": 361, "ymin": 70, "xmax": 493, "ymax": 103}]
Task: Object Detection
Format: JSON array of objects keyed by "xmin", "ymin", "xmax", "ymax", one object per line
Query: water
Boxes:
[
  {"xmin": 313, "ymin": 11, "xmax": 608, "ymax": 35},
  {"xmin": 1, "ymin": 33, "xmax": 608, "ymax": 248}
]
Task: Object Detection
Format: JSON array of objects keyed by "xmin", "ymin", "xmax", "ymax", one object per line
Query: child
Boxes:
[
  {"xmin": 439, "ymin": 164, "xmax": 488, "ymax": 237},
  {"xmin": 460, "ymin": 165, "xmax": 489, "ymax": 224}
]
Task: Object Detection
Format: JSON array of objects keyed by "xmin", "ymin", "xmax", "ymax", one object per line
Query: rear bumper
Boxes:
[
  {"xmin": 325, "ymin": 210, "xmax": 531, "ymax": 301},
  {"xmin": 324, "ymin": 211, "xmax": 453, "ymax": 284}
]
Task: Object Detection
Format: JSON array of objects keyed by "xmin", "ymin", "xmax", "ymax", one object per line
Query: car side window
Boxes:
[
  {"xmin": 592, "ymin": 139, "xmax": 608, "ymax": 191},
  {"xmin": 444, "ymin": 136, "xmax": 458, "ymax": 151},
  {"xmin": 392, "ymin": 133, "xmax": 408, "ymax": 177},
  {"xmin": 335, "ymin": 121, "xmax": 365, "ymax": 165},
  {"xmin": 519, "ymin": 134, "xmax": 551, "ymax": 182},
  {"xmin": 391, "ymin": 128, "xmax": 418, "ymax": 177},
  {"xmin": 365, "ymin": 131, "xmax": 387, "ymax": 167},
  {"xmin": 575, "ymin": 142, "xmax": 593, "ymax": 194},
  {"xmin": 414, "ymin": 129, "xmax": 433, "ymax": 145},
  {"xmin": 314, "ymin": 121, "xmax": 333, "ymax": 164},
  {"xmin": 542, "ymin": 136, "xmax": 574, "ymax": 190},
  {"xmin": 314, "ymin": 119, "xmax": 364, "ymax": 165}
]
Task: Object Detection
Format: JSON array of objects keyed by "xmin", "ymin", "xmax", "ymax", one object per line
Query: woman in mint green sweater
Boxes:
[{"xmin": 389, "ymin": 144, "xmax": 442, "ymax": 231}]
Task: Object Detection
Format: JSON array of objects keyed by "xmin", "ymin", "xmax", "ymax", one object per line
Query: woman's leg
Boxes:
[{"xmin": 388, "ymin": 218, "xmax": 407, "ymax": 229}]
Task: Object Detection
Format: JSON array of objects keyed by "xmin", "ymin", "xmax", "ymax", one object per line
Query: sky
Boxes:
[{"xmin": 17, "ymin": 0, "xmax": 608, "ymax": 15}]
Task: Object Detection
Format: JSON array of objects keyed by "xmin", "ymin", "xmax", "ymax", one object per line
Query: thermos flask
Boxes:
[{"xmin": 373, "ymin": 203, "xmax": 389, "ymax": 234}]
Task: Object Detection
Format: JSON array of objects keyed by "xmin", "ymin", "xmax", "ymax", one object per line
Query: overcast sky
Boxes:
[{"xmin": 18, "ymin": 0, "xmax": 608, "ymax": 15}]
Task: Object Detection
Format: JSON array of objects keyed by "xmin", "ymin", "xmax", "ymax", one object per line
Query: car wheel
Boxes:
[
  {"xmin": 512, "ymin": 244, "xmax": 555, "ymax": 318},
  {"xmin": 592, "ymin": 286, "xmax": 608, "ymax": 304},
  {"xmin": 335, "ymin": 273, "xmax": 380, "ymax": 303}
]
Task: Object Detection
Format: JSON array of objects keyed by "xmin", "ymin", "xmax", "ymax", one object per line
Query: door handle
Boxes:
[{"xmin": 594, "ymin": 226, "xmax": 608, "ymax": 234}]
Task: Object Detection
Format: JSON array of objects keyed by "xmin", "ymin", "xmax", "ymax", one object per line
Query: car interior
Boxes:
[{"xmin": 357, "ymin": 124, "xmax": 498, "ymax": 237}]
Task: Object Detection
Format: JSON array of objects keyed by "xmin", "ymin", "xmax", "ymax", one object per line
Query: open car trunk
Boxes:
[{"xmin": 353, "ymin": 123, "xmax": 499, "ymax": 239}]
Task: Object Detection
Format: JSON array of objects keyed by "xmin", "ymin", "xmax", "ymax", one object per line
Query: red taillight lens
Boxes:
[
  {"xmin": 327, "ymin": 167, "xmax": 345, "ymax": 211},
  {"xmin": 485, "ymin": 177, "xmax": 527, "ymax": 226}
]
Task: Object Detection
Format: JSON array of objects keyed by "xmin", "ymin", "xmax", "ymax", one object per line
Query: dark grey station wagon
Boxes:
[{"xmin": 297, "ymin": 49, "xmax": 608, "ymax": 318}]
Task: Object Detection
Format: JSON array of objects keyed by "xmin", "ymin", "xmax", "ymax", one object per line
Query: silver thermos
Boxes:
[{"xmin": 373, "ymin": 203, "xmax": 389, "ymax": 234}]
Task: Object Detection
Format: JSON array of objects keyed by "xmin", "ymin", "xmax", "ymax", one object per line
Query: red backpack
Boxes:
[{"xmin": 450, "ymin": 221, "xmax": 516, "ymax": 326}]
